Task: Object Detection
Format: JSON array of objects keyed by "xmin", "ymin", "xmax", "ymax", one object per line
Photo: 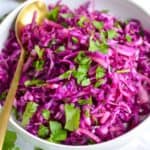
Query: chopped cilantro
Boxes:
[
  {"xmin": 3, "ymin": 130, "xmax": 20, "ymax": 150},
  {"xmin": 47, "ymin": 6, "xmax": 60, "ymax": 21},
  {"xmin": 107, "ymin": 29, "xmax": 118, "ymax": 39},
  {"xmin": 100, "ymin": 31, "xmax": 107, "ymax": 42},
  {"xmin": 72, "ymin": 37, "xmax": 79, "ymax": 44},
  {"xmin": 56, "ymin": 45, "xmax": 65, "ymax": 53},
  {"xmin": 24, "ymin": 79, "xmax": 44, "ymax": 87},
  {"xmin": 89, "ymin": 37, "xmax": 108, "ymax": 54},
  {"xmin": 78, "ymin": 97, "xmax": 93, "ymax": 105},
  {"xmin": 65, "ymin": 104, "xmax": 80, "ymax": 131},
  {"xmin": 34, "ymin": 60, "xmax": 44, "ymax": 71},
  {"xmin": 42, "ymin": 109, "xmax": 50, "ymax": 120},
  {"xmin": 99, "ymin": 43, "xmax": 109, "ymax": 54},
  {"xmin": 96, "ymin": 66, "xmax": 105, "ymax": 79},
  {"xmin": 125, "ymin": 35, "xmax": 132, "ymax": 42},
  {"xmin": 74, "ymin": 51, "xmax": 91, "ymax": 65},
  {"xmin": 81, "ymin": 78, "xmax": 91, "ymax": 86},
  {"xmin": 22, "ymin": 102, "xmax": 38, "ymax": 127},
  {"xmin": 84, "ymin": 109, "xmax": 90, "ymax": 118},
  {"xmin": 61, "ymin": 13, "xmax": 73, "ymax": 19},
  {"xmin": 38, "ymin": 125, "xmax": 49, "ymax": 138},
  {"xmin": 93, "ymin": 20, "xmax": 104, "ymax": 30},
  {"xmin": 34, "ymin": 45, "xmax": 44, "ymax": 59},
  {"xmin": 59, "ymin": 70, "xmax": 73, "ymax": 80},
  {"xmin": 94, "ymin": 79, "xmax": 105, "ymax": 88},
  {"xmin": 49, "ymin": 121, "xmax": 67, "ymax": 142},
  {"xmin": 34, "ymin": 147, "xmax": 43, "ymax": 150},
  {"xmin": 77, "ymin": 16, "xmax": 88, "ymax": 27}
]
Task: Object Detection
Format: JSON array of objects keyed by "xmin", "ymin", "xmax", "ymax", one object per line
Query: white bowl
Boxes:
[{"xmin": 0, "ymin": 0, "xmax": 150, "ymax": 150}]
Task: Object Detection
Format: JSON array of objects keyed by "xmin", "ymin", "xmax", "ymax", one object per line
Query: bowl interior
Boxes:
[{"xmin": 0, "ymin": 0, "xmax": 150, "ymax": 150}]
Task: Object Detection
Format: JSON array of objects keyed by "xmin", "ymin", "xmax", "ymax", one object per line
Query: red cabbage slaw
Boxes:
[{"xmin": 0, "ymin": 2, "xmax": 150, "ymax": 145}]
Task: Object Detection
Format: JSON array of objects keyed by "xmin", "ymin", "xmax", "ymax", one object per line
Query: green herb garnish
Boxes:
[
  {"xmin": 94, "ymin": 79, "xmax": 105, "ymax": 88},
  {"xmin": 38, "ymin": 125, "xmax": 49, "ymax": 138},
  {"xmin": 3, "ymin": 130, "xmax": 20, "ymax": 150},
  {"xmin": 78, "ymin": 97, "xmax": 93, "ymax": 105},
  {"xmin": 61, "ymin": 13, "xmax": 73, "ymax": 19},
  {"xmin": 93, "ymin": 20, "xmax": 104, "ymax": 30},
  {"xmin": 49, "ymin": 121, "xmax": 67, "ymax": 142},
  {"xmin": 96, "ymin": 66, "xmax": 105, "ymax": 79},
  {"xmin": 65, "ymin": 104, "xmax": 80, "ymax": 131},
  {"xmin": 59, "ymin": 70, "xmax": 73, "ymax": 80},
  {"xmin": 72, "ymin": 37, "xmax": 79, "ymax": 44},
  {"xmin": 107, "ymin": 29, "xmax": 118, "ymax": 39},
  {"xmin": 84, "ymin": 109, "xmax": 90, "ymax": 118},
  {"xmin": 125, "ymin": 35, "xmax": 132, "ymax": 42},
  {"xmin": 34, "ymin": 45, "xmax": 44, "ymax": 59},
  {"xmin": 42, "ymin": 109, "xmax": 50, "ymax": 120},
  {"xmin": 22, "ymin": 102, "xmax": 38, "ymax": 127},
  {"xmin": 47, "ymin": 6, "xmax": 60, "ymax": 21},
  {"xmin": 34, "ymin": 60, "xmax": 44, "ymax": 71},
  {"xmin": 24, "ymin": 79, "xmax": 44, "ymax": 87},
  {"xmin": 89, "ymin": 37, "xmax": 108, "ymax": 54},
  {"xmin": 77, "ymin": 16, "xmax": 87, "ymax": 27},
  {"xmin": 81, "ymin": 78, "xmax": 91, "ymax": 86},
  {"xmin": 56, "ymin": 45, "xmax": 65, "ymax": 53}
]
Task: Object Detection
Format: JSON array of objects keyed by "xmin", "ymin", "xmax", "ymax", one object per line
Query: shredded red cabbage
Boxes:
[{"xmin": 0, "ymin": 2, "xmax": 150, "ymax": 145}]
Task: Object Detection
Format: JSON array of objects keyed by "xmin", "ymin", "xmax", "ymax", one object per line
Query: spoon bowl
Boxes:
[{"xmin": 15, "ymin": 0, "xmax": 48, "ymax": 43}]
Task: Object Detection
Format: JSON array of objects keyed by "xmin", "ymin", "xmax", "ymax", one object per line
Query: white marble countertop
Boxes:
[{"xmin": 0, "ymin": 0, "xmax": 150, "ymax": 150}]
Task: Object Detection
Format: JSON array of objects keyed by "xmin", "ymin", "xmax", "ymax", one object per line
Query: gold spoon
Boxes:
[{"xmin": 0, "ymin": 0, "xmax": 48, "ymax": 149}]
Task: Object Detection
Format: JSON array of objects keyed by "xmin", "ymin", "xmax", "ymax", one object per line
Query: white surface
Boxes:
[{"xmin": 0, "ymin": 0, "xmax": 150, "ymax": 150}]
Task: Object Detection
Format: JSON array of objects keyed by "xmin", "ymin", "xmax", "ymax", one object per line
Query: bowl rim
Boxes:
[{"xmin": 1, "ymin": 0, "xmax": 150, "ymax": 148}]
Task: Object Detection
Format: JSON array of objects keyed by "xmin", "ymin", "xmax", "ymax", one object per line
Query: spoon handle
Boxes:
[{"xmin": 0, "ymin": 48, "xmax": 25, "ymax": 150}]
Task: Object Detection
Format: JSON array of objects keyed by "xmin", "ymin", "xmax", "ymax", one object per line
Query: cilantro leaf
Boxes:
[
  {"xmin": 81, "ymin": 78, "xmax": 91, "ymax": 86},
  {"xmin": 98, "ymin": 43, "xmax": 109, "ymax": 54},
  {"xmin": 3, "ymin": 130, "xmax": 20, "ymax": 150},
  {"xmin": 94, "ymin": 79, "xmax": 105, "ymax": 88},
  {"xmin": 78, "ymin": 97, "xmax": 93, "ymax": 105},
  {"xmin": 96, "ymin": 66, "xmax": 105, "ymax": 79},
  {"xmin": 42, "ymin": 109, "xmax": 50, "ymax": 120},
  {"xmin": 107, "ymin": 29, "xmax": 118, "ymax": 39},
  {"xmin": 38, "ymin": 125, "xmax": 49, "ymax": 138},
  {"xmin": 89, "ymin": 37, "xmax": 100, "ymax": 52},
  {"xmin": 47, "ymin": 6, "xmax": 60, "ymax": 21},
  {"xmin": 61, "ymin": 13, "xmax": 73, "ymax": 19},
  {"xmin": 34, "ymin": 147, "xmax": 43, "ymax": 150},
  {"xmin": 50, "ymin": 121, "xmax": 62, "ymax": 133},
  {"xmin": 72, "ymin": 37, "xmax": 79, "ymax": 44},
  {"xmin": 34, "ymin": 45, "xmax": 44, "ymax": 59},
  {"xmin": 65, "ymin": 104, "xmax": 80, "ymax": 131},
  {"xmin": 24, "ymin": 79, "xmax": 44, "ymax": 87},
  {"xmin": 77, "ymin": 16, "xmax": 87, "ymax": 27},
  {"xmin": 74, "ymin": 52, "xmax": 91, "ymax": 65},
  {"xmin": 100, "ymin": 31, "xmax": 107, "ymax": 42},
  {"xmin": 22, "ymin": 102, "xmax": 38, "ymax": 127},
  {"xmin": 59, "ymin": 70, "xmax": 73, "ymax": 80},
  {"xmin": 34, "ymin": 60, "xmax": 44, "ymax": 71},
  {"xmin": 84, "ymin": 109, "xmax": 90, "ymax": 118},
  {"xmin": 72, "ymin": 70, "xmax": 86, "ymax": 84},
  {"xmin": 89, "ymin": 37, "xmax": 108, "ymax": 54},
  {"xmin": 56, "ymin": 45, "xmax": 65, "ymax": 53},
  {"xmin": 93, "ymin": 21, "xmax": 104, "ymax": 30},
  {"xmin": 125, "ymin": 35, "xmax": 132, "ymax": 42},
  {"xmin": 49, "ymin": 121, "xmax": 67, "ymax": 142}
]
